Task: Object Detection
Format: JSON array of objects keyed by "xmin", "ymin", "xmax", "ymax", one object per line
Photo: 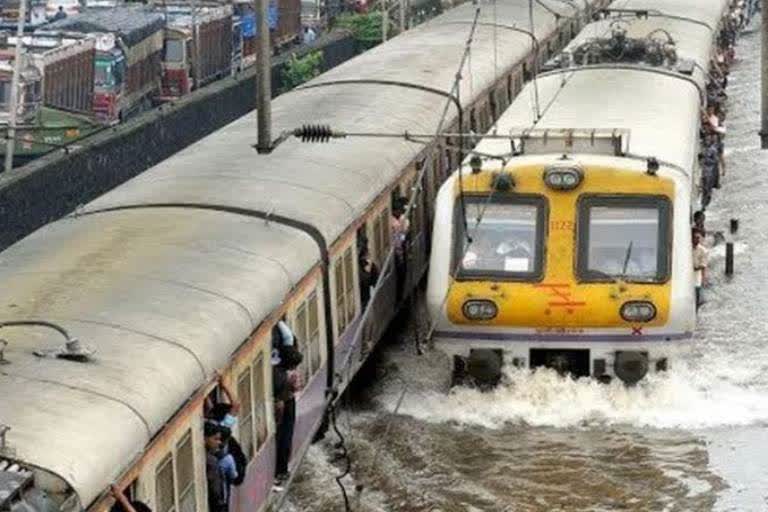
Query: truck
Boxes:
[
  {"xmin": 233, "ymin": 2, "xmax": 256, "ymax": 67},
  {"xmin": 156, "ymin": 3, "xmax": 233, "ymax": 102},
  {"xmin": 0, "ymin": 48, "xmax": 98, "ymax": 167},
  {"xmin": 271, "ymin": 0, "xmax": 301, "ymax": 50},
  {"xmin": 233, "ymin": 0, "xmax": 300, "ymax": 62},
  {"xmin": 47, "ymin": 6, "xmax": 165, "ymax": 123},
  {"xmin": 7, "ymin": 32, "xmax": 95, "ymax": 113}
]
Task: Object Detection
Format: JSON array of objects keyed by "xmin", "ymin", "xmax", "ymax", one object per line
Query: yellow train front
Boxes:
[
  {"xmin": 426, "ymin": 145, "xmax": 696, "ymax": 386},
  {"xmin": 425, "ymin": 0, "xmax": 736, "ymax": 385}
]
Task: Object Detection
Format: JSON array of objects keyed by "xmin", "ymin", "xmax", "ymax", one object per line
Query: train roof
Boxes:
[
  {"xmin": 0, "ymin": 0, "xmax": 598, "ymax": 507},
  {"xmin": 0, "ymin": 208, "xmax": 319, "ymax": 507},
  {"xmin": 474, "ymin": 0, "xmax": 730, "ymax": 174}
]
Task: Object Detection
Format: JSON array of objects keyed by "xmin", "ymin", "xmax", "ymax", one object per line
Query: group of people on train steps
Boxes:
[{"xmin": 691, "ymin": 0, "xmax": 752, "ymax": 312}]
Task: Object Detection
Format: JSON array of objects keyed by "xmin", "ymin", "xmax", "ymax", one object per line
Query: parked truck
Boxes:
[
  {"xmin": 47, "ymin": 6, "xmax": 165, "ymax": 123},
  {"xmin": 272, "ymin": 0, "xmax": 301, "ymax": 50},
  {"xmin": 156, "ymin": 3, "xmax": 233, "ymax": 101},
  {"xmin": 0, "ymin": 47, "xmax": 98, "ymax": 167},
  {"xmin": 233, "ymin": 0, "xmax": 301, "ymax": 61},
  {"xmin": 7, "ymin": 32, "xmax": 95, "ymax": 113}
]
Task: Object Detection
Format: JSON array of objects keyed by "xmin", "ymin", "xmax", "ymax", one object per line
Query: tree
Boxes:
[
  {"xmin": 280, "ymin": 50, "xmax": 324, "ymax": 92},
  {"xmin": 335, "ymin": 12, "xmax": 389, "ymax": 50}
]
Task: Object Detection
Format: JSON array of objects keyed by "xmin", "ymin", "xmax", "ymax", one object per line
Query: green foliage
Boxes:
[
  {"xmin": 280, "ymin": 50, "xmax": 324, "ymax": 92},
  {"xmin": 335, "ymin": 12, "xmax": 388, "ymax": 49}
]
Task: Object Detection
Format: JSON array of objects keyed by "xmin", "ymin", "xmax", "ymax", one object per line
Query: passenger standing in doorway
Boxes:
[
  {"xmin": 204, "ymin": 422, "xmax": 226, "ymax": 512},
  {"xmin": 216, "ymin": 426, "xmax": 238, "ymax": 508},
  {"xmin": 700, "ymin": 134, "xmax": 720, "ymax": 210},
  {"xmin": 693, "ymin": 210, "xmax": 706, "ymax": 238},
  {"xmin": 272, "ymin": 322, "xmax": 304, "ymax": 491},
  {"xmin": 692, "ymin": 229, "xmax": 709, "ymax": 311},
  {"xmin": 358, "ymin": 246, "xmax": 379, "ymax": 308},
  {"xmin": 391, "ymin": 198, "xmax": 410, "ymax": 299},
  {"xmin": 204, "ymin": 372, "xmax": 247, "ymax": 489}
]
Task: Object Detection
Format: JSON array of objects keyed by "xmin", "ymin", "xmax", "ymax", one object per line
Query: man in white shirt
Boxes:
[{"xmin": 692, "ymin": 229, "xmax": 708, "ymax": 311}]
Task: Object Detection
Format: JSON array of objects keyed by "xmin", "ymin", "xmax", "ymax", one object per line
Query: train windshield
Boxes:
[
  {"xmin": 455, "ymin": 196, "xmax": 545, "ymax": 279},
  {"xmin": 164, "ymin": 39, "xmax": 185, "ymax": 63},
  {"xmin": 577, "ymin": 196, "xmax": 671, "ymax": 282}
]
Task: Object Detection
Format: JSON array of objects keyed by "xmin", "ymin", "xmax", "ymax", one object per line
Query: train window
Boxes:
[
  {"xmin": 293, "ymin": 302, "xmax": 310, "ymax": 381},
  {"xmin": 307, "ymin": 292, "xmax": 322, "ymax": 373},
  {"xmin": 343, "ymin": 248, "xmax": 356, "ymax": 325},
  {"xmin": 371, "ymin": 214, "xmax": 383, "ymax": 265},
  {"xmin": 253, "ymin": 355, "xmax": 267, "ymax": 450},
  {"xmin": 155, "ymin": 454, "xmax": 175, "ymax": 512},
  {"xmin": 454, "ymin": 195, "xmax": 546, "ymax": 280},
  {"xmin": 175, "ymin": 433, "xmax": 196, "ymax": 512},
  {"xmin": 379, "ymin": 208, "xmax": 390, "ymax": 259},
  {"xmin": 576, "ymin": 196, "xmax": 671, "ymax": 283},
  {"xmin": 333, "ymin": 246, "xmax": 358, "ymax": 339},
  {"xmin": 334, "ymin": 259, "xmax": 347, "ymax": 337},
  {"xmin": 237, "ymin": 367, "xmax": 254, "ymax": 459}
]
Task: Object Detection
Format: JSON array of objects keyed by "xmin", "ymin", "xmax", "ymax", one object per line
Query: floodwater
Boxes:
[{"xmin": 284, "ymin": 21, "xmax": 768, "ymax": 512}]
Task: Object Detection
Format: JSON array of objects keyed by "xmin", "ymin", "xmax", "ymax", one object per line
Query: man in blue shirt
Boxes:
[{"xmin": 217, "ymin": 426, "xmax": 238, "ymax": 507}]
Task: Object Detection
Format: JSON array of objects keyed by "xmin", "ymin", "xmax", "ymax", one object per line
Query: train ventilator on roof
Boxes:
[
  {"xmin": 0, "ymin": 320, "xmax": 95, "ymax": 362},
  {"xmin": 510, "ymin": 128, "xmax": 630, "ymax": 156}
]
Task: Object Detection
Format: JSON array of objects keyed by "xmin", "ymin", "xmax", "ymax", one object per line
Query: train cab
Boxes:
[{"xmin": 427, "ymin": 129, "xmax": 696, "ymax": 386}]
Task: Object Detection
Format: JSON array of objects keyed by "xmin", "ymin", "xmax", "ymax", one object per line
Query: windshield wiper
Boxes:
[{"xmin": 621, "ymin": 241, "xmax": 634, "ymax": 279}]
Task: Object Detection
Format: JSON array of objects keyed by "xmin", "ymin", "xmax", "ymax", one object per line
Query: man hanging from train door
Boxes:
[{"xmin": 271, "ymin": 319, "xmax": 304, "ymax": 491}]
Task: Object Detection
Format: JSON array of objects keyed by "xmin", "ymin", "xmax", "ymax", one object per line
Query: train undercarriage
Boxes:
[{"xmin": 450, "ymin": 345, "xmax": 675, "ymax": 389}]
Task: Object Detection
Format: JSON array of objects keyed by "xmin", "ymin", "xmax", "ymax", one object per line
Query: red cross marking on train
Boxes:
[
  {"xmin": 632, "ymin": 326, "xmax": 643, "ymax": 336},
  {"xmin": 533, "ymin": 283, "xmax": 586, "ymax": 314}
]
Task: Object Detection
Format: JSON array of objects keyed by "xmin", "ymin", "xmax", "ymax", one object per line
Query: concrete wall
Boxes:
[{"xmin": 0, "ymin": 30, "xmax": 356, "ymax": 251}]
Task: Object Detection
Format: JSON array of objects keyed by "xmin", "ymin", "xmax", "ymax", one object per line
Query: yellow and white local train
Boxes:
[{"xmin": 427, "ymin": 0, "xmax": 733, "ymax": 385}]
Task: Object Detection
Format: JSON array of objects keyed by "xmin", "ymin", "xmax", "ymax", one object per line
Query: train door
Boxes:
[
  {"xmin": 358, "ymin": 201, "xmax": 398, "ymax": 353},
  {"xmin": 398, "ymin": 173, "xmax": 427, "ymax": 294},
  {"xmin": 231, "ymin": 338, "xmax": 274, "ymax": 511}
]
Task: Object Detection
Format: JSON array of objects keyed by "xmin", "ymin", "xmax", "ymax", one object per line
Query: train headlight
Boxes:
[
  {"xmin": 620, "ymin": 301, "xmax": 657, "ymax": 322},
  {"xmin": 543, "ymin": 166, "xmax": 583, "ymax": 190},
  {"xmin": 462, "ymin": 300, "xmax": 498, "ymax": 321}
]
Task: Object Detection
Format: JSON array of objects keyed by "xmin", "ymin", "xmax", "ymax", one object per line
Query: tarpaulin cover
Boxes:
[{"xmin": 47, "ymin": 6, "xmax": 164, "ymax": 47}]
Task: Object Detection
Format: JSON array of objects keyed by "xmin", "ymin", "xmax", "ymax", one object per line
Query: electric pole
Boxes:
[
  {"xmin": 191, "ymin": 0, "xmax": 200, "ymax": 91},
  {"xmin": 382, "ymin": 0, "xmax": 388, "ymax": 42},
  {"xmin": 4, "ymin": 0, "xmax": 27, "ymax": 173},
  {"xmin": 255, "ymin": 0, "xmax": 272, "ymax": 152},
  {"xmin": 761, "ymin": 0, "xmax": 768, "ymax": 148}
]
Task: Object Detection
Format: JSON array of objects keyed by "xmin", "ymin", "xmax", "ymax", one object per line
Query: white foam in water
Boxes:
[{"xmin": 380, "ymin": 357, "xmax": 768, "ymax": 430}]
